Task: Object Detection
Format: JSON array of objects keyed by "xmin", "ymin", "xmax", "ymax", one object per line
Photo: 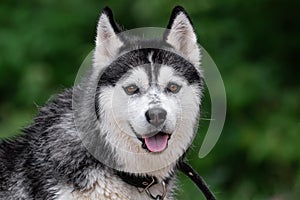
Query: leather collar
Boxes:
[
  {"xmin": 115, "ymin": 170, "xmax": 159, "ymax": 189},
  {"xmin": 114, "ymin": 155, "xmax": 216, "ymax": 200}
]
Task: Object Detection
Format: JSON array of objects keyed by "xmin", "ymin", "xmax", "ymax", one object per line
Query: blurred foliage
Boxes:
[{"xmin": 0, "ymin": 0, "xmax": 299, "ymax": 199}]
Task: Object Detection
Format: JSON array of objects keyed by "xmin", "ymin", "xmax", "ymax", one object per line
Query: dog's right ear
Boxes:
[{"xmin": 94, "ymin": 7, "xmax": 123, "ymax": 65}]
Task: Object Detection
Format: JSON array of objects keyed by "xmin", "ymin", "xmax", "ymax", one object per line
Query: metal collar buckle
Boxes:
[{"xmin": 145, "ymin": 180, "xmax": 167, "ymax": 200}]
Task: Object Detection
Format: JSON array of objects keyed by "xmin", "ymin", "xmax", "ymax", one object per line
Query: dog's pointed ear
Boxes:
[
  {"xmin": 164, "ymin": 6, "xmax": 201, "ymax": 66},
  {"xmin": 95, "ymin": 7, "xmax": 123, "ymax": 65}
]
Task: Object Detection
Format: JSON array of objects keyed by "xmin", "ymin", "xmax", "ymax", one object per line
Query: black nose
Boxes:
[{"xmin": 145, "ymin": 108, "xmax": 167, "ymax": 127}]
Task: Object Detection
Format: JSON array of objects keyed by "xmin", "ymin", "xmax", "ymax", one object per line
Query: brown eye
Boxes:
[
  {"xmin": 124, "ymin": 85, "xmax": 139, "ymax": 95},
  {"xmin": 166, "ymin": 83, "xmax": 181, "ymax": 94}
]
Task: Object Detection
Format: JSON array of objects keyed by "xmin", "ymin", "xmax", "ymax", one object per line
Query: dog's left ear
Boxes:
[
  {"xmin": 94, "ymin": 7, "xmax": 123, "ymax": 66},
  {"xmin": 164, "ymin": 6, "xmax": 201, "ymax": 67}
]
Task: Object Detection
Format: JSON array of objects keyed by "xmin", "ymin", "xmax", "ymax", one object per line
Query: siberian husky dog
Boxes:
[{"xmin": 0, "ymin": 6, "xmax": 203, "ymax": 200}]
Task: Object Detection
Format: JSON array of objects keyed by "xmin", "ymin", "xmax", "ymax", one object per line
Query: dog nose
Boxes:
[{"xmin": 145, "ymin": 108, "xmax": 167, "ymax": 127}]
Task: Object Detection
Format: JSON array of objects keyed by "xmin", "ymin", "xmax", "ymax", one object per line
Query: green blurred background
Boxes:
[{"xmin": 0, "ymin": 0, "xmax": 299, "ymax": 199}]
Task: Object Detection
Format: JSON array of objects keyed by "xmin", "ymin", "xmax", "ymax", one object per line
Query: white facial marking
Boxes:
[
  {"xmin": 148, "ymin": 51, "xmax": 155, "ymax": 83},
  {"xmin": 97, "ymin": 64, "xmax": 201, "ymax": 175}
]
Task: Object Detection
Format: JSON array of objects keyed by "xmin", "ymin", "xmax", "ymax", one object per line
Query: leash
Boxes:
[{"xmin": 178, "ymin": 160, "xmax": 216, "ymax": 200}]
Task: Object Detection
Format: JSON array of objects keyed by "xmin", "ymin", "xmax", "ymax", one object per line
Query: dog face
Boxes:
[
  {"xmin": 119, "ymin": 65, "xmax": 184, "ymax": 153},
  {"xmin": 92, "ymin": 7, "xmax": 203, "ymax": 174}
]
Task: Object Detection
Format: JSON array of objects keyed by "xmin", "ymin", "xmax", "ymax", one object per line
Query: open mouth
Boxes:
[{"xmin": 140, "ymin": 132, "xmax": 171, "ymax": 153}]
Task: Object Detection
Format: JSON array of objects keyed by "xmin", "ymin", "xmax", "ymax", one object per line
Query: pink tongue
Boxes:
[{"xmin": 144, "ymin": 134, "xmax": 169, "ymax": 152}]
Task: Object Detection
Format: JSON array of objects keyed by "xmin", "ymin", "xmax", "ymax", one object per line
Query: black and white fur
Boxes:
[{"xmin": 0, "ymin": 6, "xmax": 203, "ymax": 200}]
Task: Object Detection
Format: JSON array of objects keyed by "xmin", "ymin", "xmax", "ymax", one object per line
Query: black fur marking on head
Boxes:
[
  {"xmin": 95, "ymin": 48, "xmax": 202, "ymax": 119},
  {"xmin": 98, "ymin": 48, "xmax": 202, "ymax": 87}
]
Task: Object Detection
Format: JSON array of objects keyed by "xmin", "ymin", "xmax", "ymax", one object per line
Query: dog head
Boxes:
[{"xmin": 91, "ymin": 6, "xmax": 203, "ymax": 174}]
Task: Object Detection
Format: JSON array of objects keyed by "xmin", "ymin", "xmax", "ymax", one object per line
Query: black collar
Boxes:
[
  {"xmin": 113, "ymin": 155, "xmax": 186, "ymax": 189},
  {"xmin": 114, "ymin": 170, "xmax": 159, "ymax": 189},
  {"xmin": 114, "ymin": 158, "xmax": 216, "ymax": 200}
]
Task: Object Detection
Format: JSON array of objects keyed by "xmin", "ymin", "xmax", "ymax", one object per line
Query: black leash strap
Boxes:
[{"xmin": 178, "ymin": 160, "xmax": 216, "ymax": 200}]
